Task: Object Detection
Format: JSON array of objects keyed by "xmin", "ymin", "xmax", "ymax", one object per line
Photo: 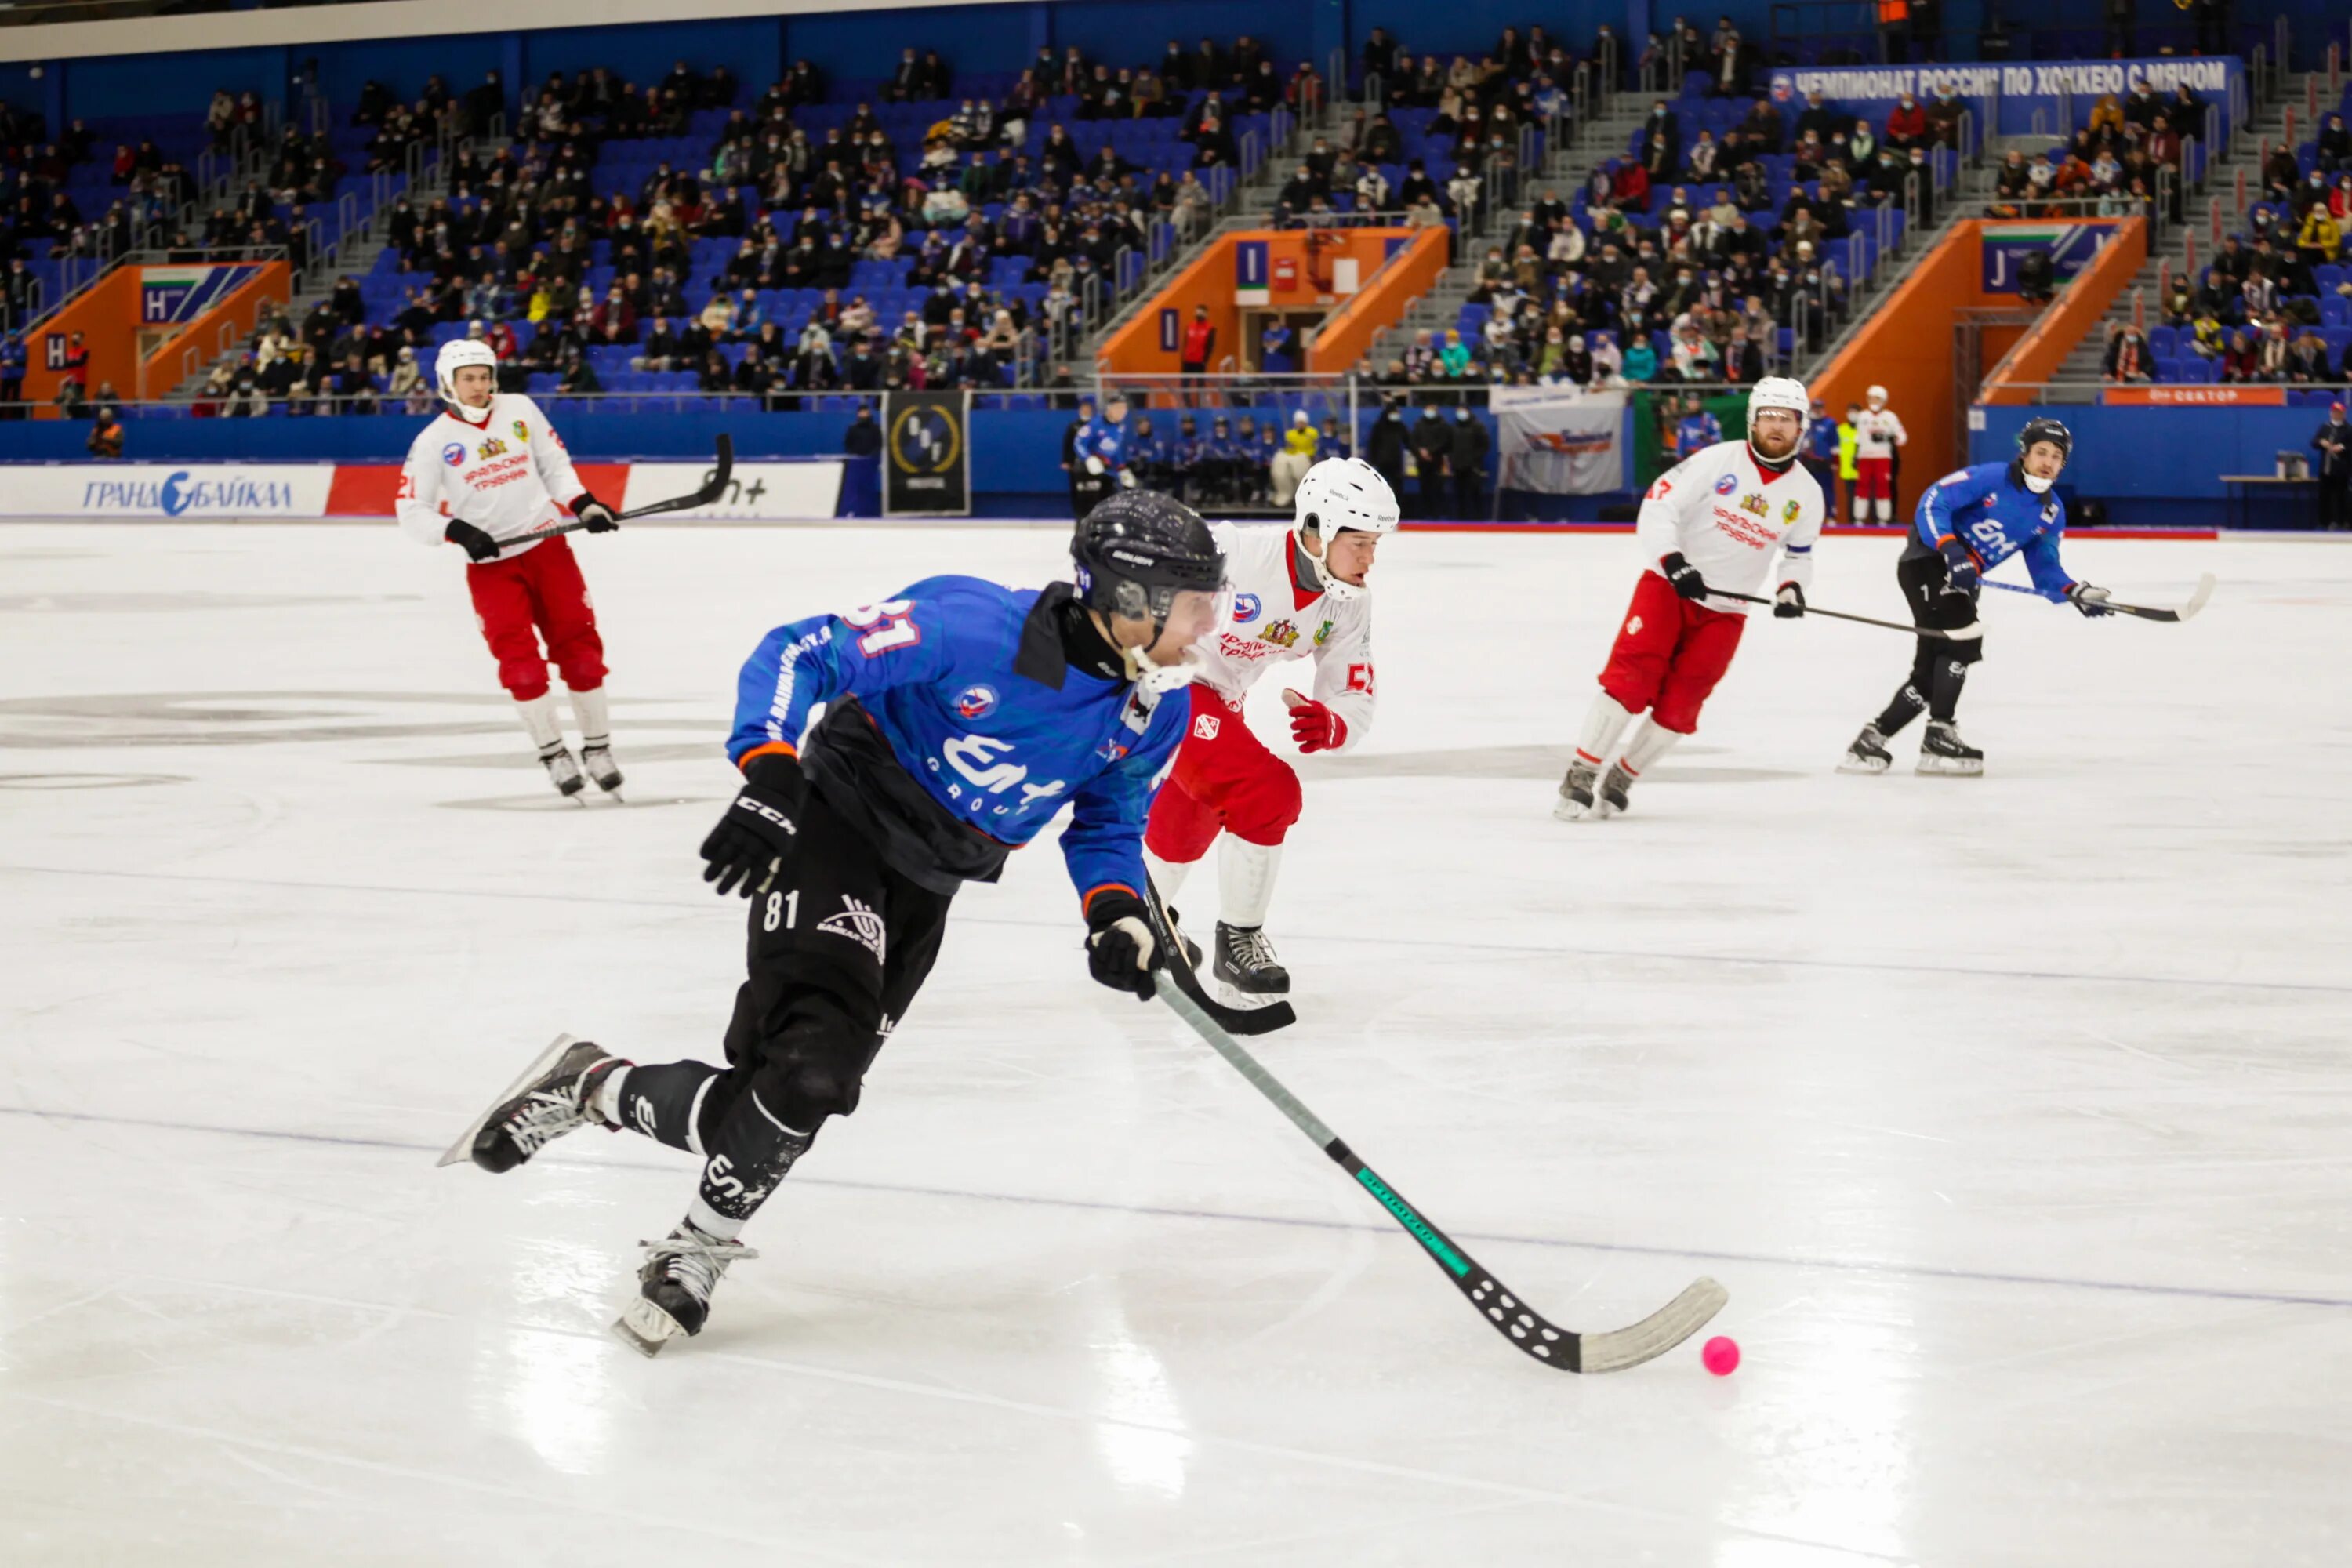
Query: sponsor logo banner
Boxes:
[
  {"xmin": 2101, "ymin": 386, "xmax": 2285, "ymax": 406},
  {"xmin": 1492, "ymin": 386, "xmax": 1627, "ymax": 495},
  {"xmin": 621, "ymin": 460, "xmax": 844, "ymax": 520},
  {"xmin": 1767, "ymin": 55, "xmax": 2241, "ymax": 139},
  {"xmin": 0, "ymin": 464, "xmax": 333, "ymax": 518}
]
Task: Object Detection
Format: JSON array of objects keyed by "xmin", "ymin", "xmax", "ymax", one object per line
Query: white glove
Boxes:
[
  {"xmin": 1085, "ymin": 455, "xmax": 1106, "ymax": 476},
  {"xmin": 1116, "ymin": 468, "xmax": 1138, "ymax": 488}
]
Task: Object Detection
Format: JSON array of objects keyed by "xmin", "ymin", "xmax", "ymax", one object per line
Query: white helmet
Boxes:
[
  {"xmin": 1747, "ymin": 376, "xmax": 1810, "ymax": 442},
  {"xmin": 1292, "ymin": 456, "xmax": 1399, "ymax": 601},
  {"xmin": 435, "ymin": 338, "xmax": 499, "ymax": 408},
  {"xmin": 1865, "ymin": 383, "xmax": 1889, "ymax": 408}
]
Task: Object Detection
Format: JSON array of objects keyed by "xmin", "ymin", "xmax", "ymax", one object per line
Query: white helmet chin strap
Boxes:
[
  {"xmin": 2021, "ymin": 472, "xmax": 2055, "ymax": 494},
  {"xmin": 1295, "ymin": 523, "xmax": 1370, "ymax": 601}
]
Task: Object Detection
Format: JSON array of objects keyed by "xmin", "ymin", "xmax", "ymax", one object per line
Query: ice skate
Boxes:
[
  {"xmin": 1916, "ymin": 720, "xmax": 1984, "ymax": 776},
  {"xmin": 580, "ymin": 741, "xmax": 625, "ymax": 800},
  {"xmin": 1592, "ymin": 761, "xmax": 1635, "ymax": 818},
  {"xmin": 539, "ymin": 741, "xmax": 586, "ymax": 800},
  {"xmin": 612, "ymin": 1224, "xmax": 758, "ymax": 1356},
  {"xmin": 1838, "ymin": 723, "xmax": 1893, "ymax": 775},
  {"xmin": 439, "ymin": 1033, "xmax": 619, "ymax": 1171},
  {"xmin": 1214, "ymin": 921, "xmax": 1290, "ymax": 996},
  {"xmin": 1553, "ymin": 758, "xmax": 1600, "ymax": 821}
]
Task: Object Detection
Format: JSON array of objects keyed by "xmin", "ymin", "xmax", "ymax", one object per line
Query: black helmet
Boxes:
[
  {"xmin": 2015, "ymin": 416, "xmax": 2072, "ymax": 466},
  {"xmin": 1072, "ymin": 489, "xmax": 1224, "ymax": 630}
]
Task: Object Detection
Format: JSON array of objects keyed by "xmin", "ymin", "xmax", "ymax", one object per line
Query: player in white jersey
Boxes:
[
  {"xmin": 1555, "ymin": 377, "xmax": 1824, "ymax": 821},
  {"xmin": 396, "ymin": 339, "xmax": 625, "ymax": 800},
  {"xmin": 1850, "ymin": 383, "xmax": 1907, "ymax": 523},
  {"xmin": 1142, "ymin": 456, "xmax": 1396, "ymax": 995}
]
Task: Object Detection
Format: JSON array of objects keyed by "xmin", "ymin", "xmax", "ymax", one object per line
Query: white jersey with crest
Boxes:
[
  {"xmin": 1853, "ymin": 406, "xmax": 1907, "ymax": 459},
  {"xmin": 1635, "ymin": 439, "xmax": 1824, "ymax": 613},
  {"xmin": 1190, "ymin": 521, "xmax": 1376, "ymax": 752},
  {"xmin": 395, "ymin": 393, "xmax": 587, "ymax": 557}
]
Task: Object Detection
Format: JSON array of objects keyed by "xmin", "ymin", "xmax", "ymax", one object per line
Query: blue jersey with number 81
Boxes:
[{"xmin": 728, "ymin": 575, "xmax": 1185, "ymax": 906}]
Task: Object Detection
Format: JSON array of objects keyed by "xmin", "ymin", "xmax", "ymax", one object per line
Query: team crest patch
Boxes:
[
  {"xmin": 1232, "ymin": 593, "xmax": 1261, "ymax": 622},
  {"xmin": 512, "ymin": 419, "xmax": 530, "ymax": 442},
  {"xmin": 1095, "ymin": 736, "xmax": 1130, "ymax": 763},
  {"xmin": 441, "ymin": 442, "xmax": 466, "ymax": 466},
  {"xmin": 1628, "ymin": 615, "xmax": 1643, "ymax": 635},
  {"xmin": 1783, "ymin": 499, "xmax": 1801, "ymax": 523},
  {"xmin": 816, "ymin": 895, "xmax": 887, "ymax": 962},
  {"xmin": 1740, "ymin": 492, "xmax": 1767, "ymax": 517},
  {"xmin": 1259, "ymin": 619, "xmax": 1299, "ymax": 648},
  {"xmin": 1192, "ymin": 714, "xmax": 1221, "ymax": 741},
  {"xmin": 1314, "ymin": 619, "xmax": 1333, "ymax": 646},
  {"xmin": 475, "ymin": 436, "xmax": 509, "ymax": 461},
  {"xmin": 1714, "ymin": 471, "xmax": 1738, "ymax": 495},
  {"xmin": 954, "ymin": 683, "xmax": 999, "ymax": 720}
]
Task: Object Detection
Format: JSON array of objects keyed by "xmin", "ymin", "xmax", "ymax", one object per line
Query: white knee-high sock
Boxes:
[
  {"xmin": 1875, "ymin": 496, "xmax": 1893, "ymax": 524},
  {"xmin": 1851, "ymin": 495, "xmax": 1869, "ymax": 524},
  {"xmin": 1617, "ymin": 717, "xmax": 1682, "ymax": 777},
  {"xmin": 1575, "ymin": 690, "xmax": 1638, "ymax": 766},
  {"xmin": 515, "ymin": 692, "xmax": 563, "ymax": 750},
  {"xmin": 1218, "ymin": 837, "xmax": 1282, "ymax": 929},
  {"xmin": 1143, "ymin": 848, "xmax": 1192, "ymax": 898},
  {"xmin": 571, "ymin": 684, "xmax": 611, "ymax": 746}
]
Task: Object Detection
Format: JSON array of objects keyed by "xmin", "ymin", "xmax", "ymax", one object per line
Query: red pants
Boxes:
[
  {"xmin": 1854, "ymin": 456, "xmax": 1895, "ymax": 503},
  {"xmin": 466, "ymin": 535, "xmax": 606, "ymax": 701},
  {"xmin": 1597, "ymin": 572, "xmax": 1746, "ymax": 735},
  {"xmin": 1143, "ymin": 684, "xmax": 1302, "ymax": 861}
]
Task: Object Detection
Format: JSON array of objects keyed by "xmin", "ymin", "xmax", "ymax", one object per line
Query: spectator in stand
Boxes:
[
  {"xmin": 2102, "ymin": 321, "xmax": 2152, "ymax": 383},
  {"xmin": 0, "ymin": 331, "xmax": 23, "ymax": 416},
  {"xmin": 85, "ymin": 405, "xmax": 124, "ymax": 459},
  {"xmin": 2318, "ymin": 114, "xmax": 2351, "ymax": 176},
  {"xmin": 1640, "ymin": 101, "xmax": 1681, "ymax": 180},
  {"xmin": 1885, "ymin": 90, "xmax": 1930, "ymax": 151}
]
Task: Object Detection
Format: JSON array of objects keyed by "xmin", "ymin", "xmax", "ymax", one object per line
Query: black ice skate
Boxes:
[
  {"xmin": 1838, "ymin": 723, "xmax": 1893, "ymax": 775},
  {"xmin": 1917, "ymin": 720, "xmax": 1984, "ymax": 777},
  {"xmin": 1214, "ymin": 921, "xmax": 1290, "ymax": 996},
  {"xmin": 539, "ymin": 741, "xmax": 586, "ymax": 800},
  {"xmin": 1592, "ymin": 761, "xmax": 1635, "ymax": 818},
  {"xmin": 579, "ymin": 740, "xmax": 625, "ymax": 799},
  {"xmin": 1554, "ymin": 758, "xmax": 1600, "ymax": 821},
  {"xmin": 437, "ymin": 1033, "xmax": 620, "ymax": 1171},
  {"xmin": 613, "ymin": 1224, "xmax": 759, "ymax": 1356}
]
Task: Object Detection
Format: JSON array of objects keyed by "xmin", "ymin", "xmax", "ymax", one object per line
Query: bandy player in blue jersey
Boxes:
[
  {"xmin": 448, "ymin": 492, "xmax": 1227, "ymax": 1353},
  {"xmin": 1840, "ymin": 416, "xmax": 2112, "ymax": 776}
]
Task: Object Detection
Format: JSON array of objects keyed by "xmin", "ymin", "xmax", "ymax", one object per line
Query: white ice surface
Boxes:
[{"xmin": 1, "ymin": 521, "xmax": 2347, "ymax": 1566}]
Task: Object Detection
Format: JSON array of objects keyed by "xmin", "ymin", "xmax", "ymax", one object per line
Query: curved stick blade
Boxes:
[{"xmin": 1573, "ymin": 1276, "xmax": 1730, "ymax": 1374}]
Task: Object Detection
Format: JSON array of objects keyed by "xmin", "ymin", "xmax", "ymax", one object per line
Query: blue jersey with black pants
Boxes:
[
  {"xmin": 600, "ymin": 575, "xmax": 1189, "ymax": 1247},
  {"xmin": 1871, "ymin": 461, "xmax": 2074, "ymax": 735}
]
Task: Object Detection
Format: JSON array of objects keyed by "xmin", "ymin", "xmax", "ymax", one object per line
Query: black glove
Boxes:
[
  {"xmin": 1773, "ymin": 581, "xmax": 1806, "ymax": 619},
  {"xmin": 573, "ymin": 492, "xmax": 619, "ymax": 532},
  {"xmin": 1084, "ymin": 889, "xmax": 1160, "ymax": 1001},
  {"xmin": 1936, "ymin": 536, "xmax": 1981, "ymax": 595},
  {"xmin": 445, "ymin": 520, "xmax": 501, "ymax": 563},
  {"xmin": 1659, "ymin": 551, "xmax": 1709, "ymax": 601},
  {"xmin": 699, "ymin": 751, "xmax": 808, "ymax": 898},
  {"xmin": 2065, "ymin": 582, "xmax": 2114, "ymax": 618}
]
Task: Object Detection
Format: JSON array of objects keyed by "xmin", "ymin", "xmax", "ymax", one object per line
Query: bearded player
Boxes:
[
  {"xmin": 1555, "ymin": 377, "xmax": 1824, "ymax": 821},
  {"xmin": 397, "ymin": 338, "xmax": 625, "ymax": 800},
  {"xmin": 1142, "ymin": 456, "xmax": 1398, "ymax": 996}
]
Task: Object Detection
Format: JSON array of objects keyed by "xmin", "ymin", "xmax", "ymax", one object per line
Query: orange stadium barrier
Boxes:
[
  {"xmin": 1096, "ymin": 227, "xmax": 1429, "ymax": 381},
  {"xmin": 24, "ymin": 258, "xmax": 292, "ymax": 414},
  {"xmin": 1980, "ymin": 216, "xmax": 2147, "ymax": 405},
  {"xmin": 1812, "ymin": 216, "xmax": 2142, "ymax": 504},
  {"xmin": 1306, "ymin": 227, "xmax": 1448, "ymax": 372}
]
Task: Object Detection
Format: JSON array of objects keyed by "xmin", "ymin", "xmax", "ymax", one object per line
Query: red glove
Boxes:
[{"xmin": 1285, "ymin": 695, "xmax": 1347, "ymax": 753}]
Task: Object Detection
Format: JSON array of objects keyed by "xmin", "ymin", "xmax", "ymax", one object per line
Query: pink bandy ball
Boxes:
[{"xmin": 1701, "ymin": 1335, "xmax": 1740, "ymax": 1376}]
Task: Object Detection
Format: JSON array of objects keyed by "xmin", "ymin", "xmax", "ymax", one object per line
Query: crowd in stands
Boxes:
[
  {"xmin": 180, "ymin": 37, "xmax": 1313, "ymax": 414},
  {"xmin": 1986, "ymin": 77, "xmax": 2209, "ymax": 224},
  {"xmin": 2103, "ymin": 90, "xmax": 2352, "ymax": 394},
  {"xmin": 1340, "ymin": 24, "xmax": 1980, "ymax": 394}
]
